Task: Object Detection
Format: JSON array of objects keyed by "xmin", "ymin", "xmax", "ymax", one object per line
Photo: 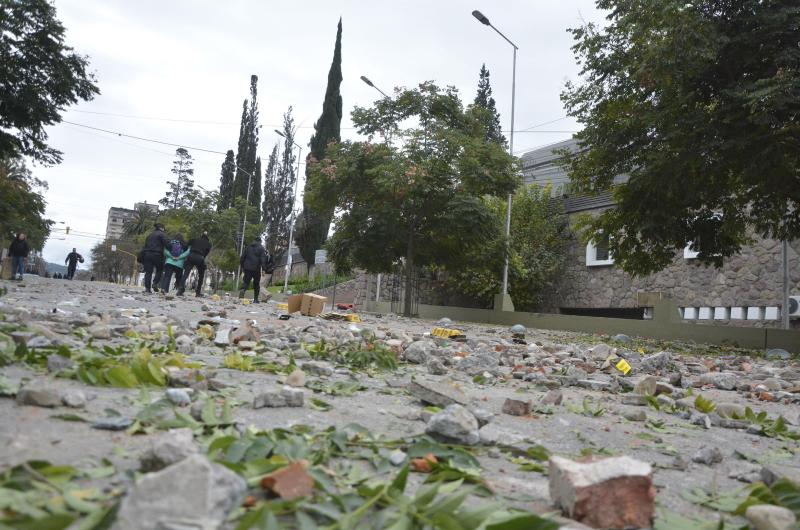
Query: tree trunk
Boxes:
[{"xmin": 403, "ymin": 227, "xmax": 414, "ymax": 317}]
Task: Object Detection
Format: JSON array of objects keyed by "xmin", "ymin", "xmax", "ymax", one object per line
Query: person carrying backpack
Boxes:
[
  {"xmin": 239, "ymin": 237, "xmax": 273, "ymax": 303},
  {"xmin": 159, "ymin": 234, "xmax": 190, "ymax": 294},
  {"xmin": 64, "ymin": 248, "xmax": 84, "ymax": 280},
  {"xmin": 177, "ymin": 231, "xmax": 211, "ymax": 297},
  {"xmin": 140, "ymin": 223, "xmax": 168, "ymax": 293}
]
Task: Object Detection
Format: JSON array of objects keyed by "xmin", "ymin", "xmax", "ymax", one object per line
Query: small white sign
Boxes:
[
  {"xmin": 314, "ymin": 249, "xmax": 327, "ymax": 265},
  {"xmin": 111, "ymin": 244, "xmax": 117, "ymax": 252}
]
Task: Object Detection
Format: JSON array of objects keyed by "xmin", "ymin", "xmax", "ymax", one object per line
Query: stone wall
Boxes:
[
  {"xmin": 543, "ymin": 225, "xmax": 800, "ymax": 329},
  {"xmin": 353, "ymin": 269, "xmax": 488, "ymax": 311}
]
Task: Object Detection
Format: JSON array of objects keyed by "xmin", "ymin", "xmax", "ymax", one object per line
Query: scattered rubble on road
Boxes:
[{"xmin": 0, "ymin": 276, "xmax": 798, "ymax": 529}]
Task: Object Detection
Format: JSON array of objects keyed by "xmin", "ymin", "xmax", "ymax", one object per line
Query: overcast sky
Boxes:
[{"xmin": 37, "ymin": 0, "xmax": 605, "ymax": 265}]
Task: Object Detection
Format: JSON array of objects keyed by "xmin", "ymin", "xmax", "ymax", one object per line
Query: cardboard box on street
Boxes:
[{"xmin": 287, "ymin": 293, "xmax": 328, "ymax": 316}]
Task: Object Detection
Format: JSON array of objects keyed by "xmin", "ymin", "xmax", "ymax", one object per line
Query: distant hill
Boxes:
[{"xmin": 45, "ymin": 262, "xmax": 69, "ymax": 275}]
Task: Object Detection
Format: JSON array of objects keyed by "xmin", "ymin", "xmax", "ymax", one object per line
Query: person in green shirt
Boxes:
[{"xmin": 160, "ymin": 234, "xmax": 190, "ymax": 294}]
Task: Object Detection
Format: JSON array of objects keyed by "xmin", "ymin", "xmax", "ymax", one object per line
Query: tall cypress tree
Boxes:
[
  {"xmin": 232, "ymin": 75, "xmax": 261, "ymax": 221},
  {"xmin": 474, "ymin": 64, "xmax": 507, "ymax": 147},
  {"xmin": 218, "ymin": 149, "xmax": 236, "ymax": 211},
  {"xmin": 297, "ymin": 18, "xmax": 343, "ymax": 272}
]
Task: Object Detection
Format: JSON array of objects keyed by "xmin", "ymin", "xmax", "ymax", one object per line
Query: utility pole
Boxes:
[
  {"xmin": 234, "ymin": 167, "xmax": 257, "ymax": 293},
  {"xmin": 275, "ymin": 129, "xmax": 302, "ymax": 294}
]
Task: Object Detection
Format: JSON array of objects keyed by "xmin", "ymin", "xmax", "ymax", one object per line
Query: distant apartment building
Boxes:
[{"xmin": 105, "ymin": 202, "xmax": 159, "ymax": 240}]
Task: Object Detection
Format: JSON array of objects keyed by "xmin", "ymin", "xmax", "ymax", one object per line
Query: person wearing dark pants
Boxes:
[
  {"xmin": 160, "ymin": 234, "xmax": 190, "ymax": 294},
  {"xmin": 8, "ymin": 233, "xmax": 29, "ymax": 280},
  {"xmin": 239, "ymin": 237, "xmax": 270, "ymax": 303},
  {"xmin": 178, "ymin": 232, "xmax": 211, "ymax": 297},
  {"xmin": 139, "ymin": 223, "xmax": 168, "ymax": 293},
  {"xmin": 64, "ymin": 248, "xmax": 83, "ymax": 280}
]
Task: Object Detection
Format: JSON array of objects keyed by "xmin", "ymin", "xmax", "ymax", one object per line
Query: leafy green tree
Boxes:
[
  {"xmin": 90, "ymin": 238, "xmax": 138, "ymax": 283},
  {"xmin": 0, "ymin": 156, "xmax": 51, "ymax": 249},
  {"xmin": 446, "ymin": 185, "xmax": 568, "ymax": 311},
  {"xmin": 0, "ymin": 0, "xmax": 99, "ymax": 164},
  {"xmin": 297, "ymin": 18, "xmax": 343, "ymax": 273},
  {"xmin": 263, "ymin": 107, "xmax": 297, "ymax": 258},
  {"xmin": 159, "ymin": 148, "xmax": 195, "ymax": 210},
  {"xmin": 122, "ymin": 204, "xmax": 158, "ymax": 238},
  {"xmin": 307, "ymin": 82, "xmax": 518, "ymax": 315},
  {"xmin": 232, "ymin": 75, "xmax": 261, "ymax": 221},
  {"xmin": 474, "ymin": 64, "xmax": 507, "ymax": 148},
  {"xmin": 217, "ymin": 149, "xmax": 236, "ymax": 211},
  {"xmin": 561, "ymin": 0, "xmax": 800, "ymax": 275}
]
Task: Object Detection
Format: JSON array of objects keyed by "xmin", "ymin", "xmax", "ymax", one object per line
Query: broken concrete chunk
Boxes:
[
  {"xmin": 214, "ymin": 327, "xmax": 232, "ymax": 347},
  {"xmin": 285, "ymin": 369, "xmax": 306, "ymax": 388},
  {"xmin": 541, "ymin": 389, "xmax": 563, "ymax": 406},
  {"xmin": 425, "ymin": 404, "xmax": 480, "ymax": 446},
  {"xmin": 640, "ymin": 351, "xmax": 670, "ymax": 372},
  {"xmin": 47, "ymin": 354, "xmax": 75, "ymax": 373},
  {"xmin": 61, "ymin": 389, "xmax": 86, "ymax": 408},
  {"xmin": 281, "ymin": 386, "xmax": 304, "ymax": 407},
  {"xmin": 699, "ymin": 372, "xmax": 738, "ymax": 390},
  {"xmin": 691, "ymin": 446, "xmax": 723, "ymax": 465},
  {"xmin": 633, "ymin": 376, "xmax": 657, "ymax": 396},
  {"xmin": 549, "ymin": 455, "xmax": 655, "ymax": 530},
  {"xmin": 115, "ymin": 454, "xmax": 246, "ymax": 530},
  {"xmin": 408, "ymin": 378, "xmax": 468, "ymax": 408},
  {"xmin": 253, "ymin": 386, "xmax": 304, "ymax": 409},
  {"xmin": 403, "ymin": 340, "xmax": 437, "ymax": 364},
  {"xmin": 427, "ymin": 358, "xmax": 448, "ymax": 375}
]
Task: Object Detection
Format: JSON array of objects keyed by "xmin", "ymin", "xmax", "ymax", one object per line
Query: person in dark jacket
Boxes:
[
  {"xmin": 8, "ymin": 233, "xmax": 30, "ymax": 280},
  {"xmin": 177, "ymin": 231, "xmax": 211, "ymax": 297},
  {"xmin": 239, "ymin": 237, "xmax": 270, "ymax": 303},
  {"xmin": 64, "ymin": 248, "xmax": 84, "ymax": 280},
  {"xmin": 160, "ymin": 234, "xmax": 190, "ymax": 294},
  {"xmin": 140, "ymin": 223, "xmax": 168, "ymax": 293}
]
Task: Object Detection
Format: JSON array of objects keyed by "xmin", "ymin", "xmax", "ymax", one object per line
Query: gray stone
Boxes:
[
  {"xmin": 623, "ymin": 409, "xmax": 647, "ymax": 422},
  {"xmin": 437, "ymin": 318, "xmax": 453, "ymax": 327},
  {"xmin": 729, "ymin": 462, "xmax": 762, "ymax": 483},
  {"xmin": 427, "ymin": 358, "xmax": 448, "ymax": 375},
  {"xmin": 762, "ymin": 378, "xmax": 783, "ymax": 391},
  {"xmin": 633, "ymin": 376, "xmax": 658, "ymax": 396},
  {"xmin": 166, "ymin": 388, "xmax": 191, "ymax": 407},
  {"xmin": 425, "ymin": 404, "xmax": 480, "ymax": 445},
  {"xmin": 700, "ymin": 372, "xmax": 738, "ymax": 390},
  {"xmin": 691, "ymin": 446, "xmax": 723, "ymax": 465},
  {"xmin": 140, "ymin": 428, "xmax": 199, "ymax": 472},
  {"xmin": 301, "ymin": 361, "xmax": 334, "ymax": 377},
  {"xmin": 640, "ymin": 351, "xmax": 670, "ymax": 372},
  {"xmin": 47, "ymin": 354, "xmax": 75, "ymax": 373},
  {"xmin": 510, "ymin": 324, "xmax": 526, "ymax": 334},
  {"xmin": 690, "ymin": 412, "xmax": 712, "ymax": 429},
  {"xmin": 716, "ymin": 402, "xmax": 746, "ymax": 419},
  {"xmin": 16, "ymin": 386, "xmax": 61, "ymax": 408},
  {"xmin": 214, "ymin": 327, "xmax": 231, "ymax": 347},
  {"xmin": 478, "ymin": 423, "xmax": 527, "ymax": 446},
  {"xmin": 408, "ymin": 378, "xmax": 468, "ymax": 408},
  {"xmin": 577, "ymin": 379, "xmax": 613, "ymax": 392},
  {"xmin": 587, "ymin": 343, "xmax": 614, "ymax": 360},
  {"xmin": 612, "ymin": 334, "xmax": 631, "ymax": 344},
  {"xmin": 761, "ymin": 465, "xmax": 800, "ymax": 486},
  {"xmin": 61, "ymin": 389, "xmax": 86, "ymax": 408},
  {"xmin": 403, "ymin": 340, "xmax": 437, "ymax": 364},
  {"xmin": 621, "ymin": 394, "xmax": 649, "ymax": 406},
  {"xmin": 468, "ymin": 407, "xmax": 494, "ymax": 427},
  {"xmin": 388, "ymin": 450, "xmax": 407, "ymax": 466},
  {"xmin": 114, "ymin": 454, "xmax": 246, "ymax": 530},
  {"xmin": 745, "ymin": 504, "xmax": 796, "ymax": 530},
  {"xmin": 456, "ymin": 353, "xmax": 499, "ymax": 376},
  {"xmin": 87, "ymin": 324, "xmax": 112, "ymax": 339},
  {"xmin": 253, "ymin": 386, "xmax": 304, "ymax": 408}
]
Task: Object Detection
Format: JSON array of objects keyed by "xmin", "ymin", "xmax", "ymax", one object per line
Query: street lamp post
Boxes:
[
  {"xmin": 275, "ymin": 129, "xmax": 302, "ymax": 294},
  {"xmin": 360, "ymin": 75, "xmax": 389, "ymax": 98},
  {"xmin": 234, "ymin": 166, "xmax": 257, "ymax": 293},
  {"xmin": 472, "ymin": 9, "xmax": 518, "ymax": 312}
]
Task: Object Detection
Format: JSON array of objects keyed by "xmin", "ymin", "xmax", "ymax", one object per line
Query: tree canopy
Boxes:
[
  {"xmin": 159, "ymin": 148, "xmax": 195, "ymax": 210},
  {"xmin": 0, "ymin": 156, "xmax": 51, "ymax": 249},
  {"xmin": 263, "ymin": 108, "xmax": 297, "ymax": 258},
  {"xmin": 232, "ymin": 75, "xmax": 261, "ymax": 220},
  {"xmin": 307, "ymin": 82, "xmax": 519, "ymax": 315},
  {"xmin": 474, "ymin": 64, "xmax": 507, "ymax": 148},
  {"xmin": 0, "ymin": 0, "xmax": 99, "ymax": 164},
  {"xmin": 561, "ymin": 0, "xmax": 800, "ymax": 276}
]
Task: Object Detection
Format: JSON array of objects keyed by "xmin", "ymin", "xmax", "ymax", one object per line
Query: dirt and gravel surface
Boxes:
[{"xmin": 0, "ymin": 275, "xmax": 798, "ymax": 529}]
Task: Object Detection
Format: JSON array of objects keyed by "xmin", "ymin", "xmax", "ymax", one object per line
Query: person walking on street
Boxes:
[
  {"xmin": 140, "ymin": 223, "xmax": 168, "ymax": 293},
  {"xmin": 239, "ymin": 237, "xmax": 270, "ymax": 303},
  {"xmin": 177, "ymin": 231, "xmax": 211, "ymax": 297},
  {"xmin": 8, "ymin": 233, "xmax": 29, "ymax": 280},
  {"xmin": 64, "ymin": 248, "xmax": 84, "ymax": 280},
  {"xmin": 160, "ymin": 234, "xmax": 190, "ymax": 294}
]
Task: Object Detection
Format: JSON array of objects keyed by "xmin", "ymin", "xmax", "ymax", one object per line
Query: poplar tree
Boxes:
[
  {"xmin": 474, "ymin": 64, "xmax": 507, "ymax": 147},
  {"xmin": 232, "ymin": 75, "xmax": 261, "ymax": 221}
]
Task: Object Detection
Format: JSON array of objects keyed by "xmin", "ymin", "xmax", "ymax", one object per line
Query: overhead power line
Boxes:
[{"xmin": 61, "ymin": 121, "xmax": 229, "ymax": 155}]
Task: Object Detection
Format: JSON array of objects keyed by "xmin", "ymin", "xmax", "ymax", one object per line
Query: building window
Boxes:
[
  {"xmin": 586, "ymin": 233, "xmax": 614, "ymax": 266},
  {"xmin": 112, "ymin": 218, "xmax": 117, "ymax": 223}
]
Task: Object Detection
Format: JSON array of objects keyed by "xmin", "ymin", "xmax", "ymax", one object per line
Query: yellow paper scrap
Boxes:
[{"xmin": 615, "ymin": 358, "xmax": 632, "ymax": 375}]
